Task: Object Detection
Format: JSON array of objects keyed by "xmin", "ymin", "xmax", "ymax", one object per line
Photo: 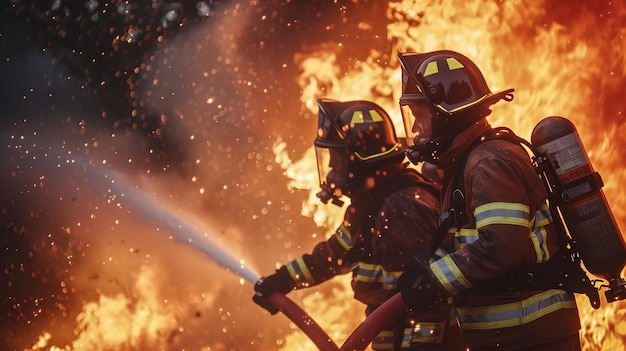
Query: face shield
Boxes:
[
  {"xmin": 315, "ymin": 146, "xmax": 350, "ymax": 206},
  {"xmin": 400, "ymin": 93, "xmax": 447, "ymax": 164},
  {"xmin": 400, "ymin": 94, "xmax": 434, "ymax": 148}
]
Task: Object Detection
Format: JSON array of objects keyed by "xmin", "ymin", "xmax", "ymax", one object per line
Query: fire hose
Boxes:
[
  {"xmin": 338, "ymin": 293, "xmax": 406, "ymax": 351},
  {"xmin": 266, "ymin": 293, "xmax": 339, "ymax": 351},
  {"xmin": 266, "ymin": 292, "xmax": 407, "ymax": 351}
]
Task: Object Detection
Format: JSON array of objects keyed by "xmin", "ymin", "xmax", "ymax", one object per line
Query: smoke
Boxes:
[{"xmin": 0, "ymin": 1, "xmax": 331, "ymax": 350}]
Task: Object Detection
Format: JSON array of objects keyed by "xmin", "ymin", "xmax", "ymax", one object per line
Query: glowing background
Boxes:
[{"xmin": 1, "ymin": 1, "xmax": 625, "ymax": 350}]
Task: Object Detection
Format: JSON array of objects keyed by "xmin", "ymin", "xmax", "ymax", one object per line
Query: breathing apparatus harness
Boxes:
[
  {"xmin": 428, "ymin": 127, "xmax": 601, "ymax": 308},
  {"xmin": 345, "ymin": 167, "xmax": 441, "ymax": 263}
]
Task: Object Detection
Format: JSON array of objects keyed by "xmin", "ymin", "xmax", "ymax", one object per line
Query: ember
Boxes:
[{"xmin": 2, "ymin": 1, "xmax": 625, "ymax": 350}]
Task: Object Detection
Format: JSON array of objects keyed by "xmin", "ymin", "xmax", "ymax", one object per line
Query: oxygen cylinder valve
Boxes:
[{"xmin": 604, "ymin": 278, "xmax": 626, "ymax": 302}]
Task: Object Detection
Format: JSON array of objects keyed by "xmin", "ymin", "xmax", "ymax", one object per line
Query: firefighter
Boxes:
[
  {"xmin": 253, "ymin": 98, "xmax": 463, "ymax": 350},
  {"xmin": 397, "ymin": 50, "xmax": 583, "ymax": 351}
]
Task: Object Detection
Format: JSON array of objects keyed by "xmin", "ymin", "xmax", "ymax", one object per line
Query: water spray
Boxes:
[
  {"xmin": 100, "ymin": 169, "xmax": 260, "ymax": 283},
  {"xmin": 94, "ymin": 168, "xmax": 346, "ymax": 350}
]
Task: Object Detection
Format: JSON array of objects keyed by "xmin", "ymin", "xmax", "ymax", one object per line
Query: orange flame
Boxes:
[
  {"xmin": 275, "ymin": 1, "xmax": 626, "ymax": 350},
  {"xmin": 18, "ymin": 1, "xmax": 626, "ymax": 351}
]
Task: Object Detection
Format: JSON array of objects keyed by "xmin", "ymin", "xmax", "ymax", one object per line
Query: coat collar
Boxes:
[{"xmin": 436, "ymin": 119, "xmax": 493, "ymax": 185}]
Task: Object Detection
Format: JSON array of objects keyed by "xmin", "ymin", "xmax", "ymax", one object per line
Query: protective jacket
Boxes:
[
  {"xmin": 284, "ymin": 167, "xmax": 458, "ymax": 350},
  {"xmin": 431, "ymin": 119, "xmax": 581, "ymax": 350}
]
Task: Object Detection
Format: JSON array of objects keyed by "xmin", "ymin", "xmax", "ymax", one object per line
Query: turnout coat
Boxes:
[
  {"xmin": 430, "ymin": 119, "xmax": 581, "ymax": 350},
  {"xmin": 283, "ymin": 167, "xmax": 456, "ymax": 350}
]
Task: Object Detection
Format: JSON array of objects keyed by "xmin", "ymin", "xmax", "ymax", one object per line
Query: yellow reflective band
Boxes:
[
  {"xmin": 535, "ymin": 204, "xmax": 552, "ymax": 226},
  {"xmin": 350, "ymin": 111, "xmax": 366, "ymax": 124},
  {"xmin": 353, "ymin": 143, "xmax": 401, "ymax": 161},
  {"xmin": 446, "ymin": 57, "xmax": 464, "ymax": 70},
  {"xmin": 456, "ymin": 289, "xmax": 577, "ymax": 330},
  {"xmin": 423, "ymin": 61, "xmax": 439, "ymax": 76},
  {"xmin": 287, "ymin": 257, "xmax": 314, "ymax": 285},
  {"xmin": 475, "ymin": 202, "xmax": 529, "ymax": 214},
  {"xmin": 384, "ymin": 270, "xmax": 403, "ymax": 281},
  {"xmin": 372, "ymin": 330, "xmax": 395, "ymax": 350},
  {"xmin": 454, "ymin": 231, "xmax": 478, "ymax": 250},
  {"xmin": 474, "ymin": 202, "xmax": 530, "ymax": 229},
  {"xmin": 334, "ymin": 224, "xmax": 353, "ymax": 251},
  {"xmin": 350, "ymin": 109, "xmax": 384, "ymax": 124},
  {"xmin": 431, "ymin": 256, "xmax": 472, "ymax": 294},
  {"xmin": 436, "ymin": 93, "xmax": 490, "ymax": 113},
  {"xmin": 530, "ymin": 226, "xmax": 550, "ymax": 263},
  {"xmin": 369, "ymin": 109, "xmax": 384, "ymax": 122},
  {"xmin": 412, "ymin": 322, "xmax": 446, "ymax": 344},
  {"xmin": 354, "ymin": 263, "xmax": 383, "ymax": 283},
  {"xmin": 382, "ymin": 269, "xmax": 403, "ymax": 290}
]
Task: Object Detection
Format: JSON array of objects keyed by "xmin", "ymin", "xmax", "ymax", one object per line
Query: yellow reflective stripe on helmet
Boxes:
[
  {"xmin": 350, "ymin": 109, "xmax": 384, "ymax": 124},
  {"xmin": 431, "ymin": 256, "xmax": 472, "ymax": 295},
  {"xmin": 334, "ymin": 224, "xmax": 353, "ymax": 251},
  {"xmin": 456, "ymin": 289, "xmax": 577, "ymax": 330},
  {"xmin": 353, "ymin": 143, "xmax": 401, "ymax": 161},
  {"xmin": 286, "ymin": 257, "xmax": 314, "ymax": 286},
  {"xmin": 368, "ymin": 109, "xmax": 384, "ymax": 122},
  {"xmin": 474, "ymin": 202, "xmax": 530, "ymax": 229},
  {"xmin": 423, "ymin": 61, "xmax": 439, "ymax": 76},
  {"xmin": 423, "ymin": 56, "xmax": 467, "ymax": 77},
  {"xmin": 446, "ymin": 57, "xmax": 464, "ymax": 70},
  {"xmin": 436, "ymin": 93, "xmax": 490, "ymax": 113}
]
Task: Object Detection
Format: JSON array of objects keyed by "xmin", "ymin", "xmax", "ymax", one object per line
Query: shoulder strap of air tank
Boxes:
[
  {"xmin": 428, "ymin": 127, "xmax": 531, "ymax": 256},
  {"xmin": 430, "ymin": 128, "xmax": 600, "ymax": 304},
  {"xmin": 348, "ymin": 169, "xmax": 440, "ymax": 261},
  {"xmin": 482, "ymin": 127, "xmax": 574, "ymax": 250},
  {"xmin": 360, "ymin": 169, "xmax": 441, "ymax": 236}
]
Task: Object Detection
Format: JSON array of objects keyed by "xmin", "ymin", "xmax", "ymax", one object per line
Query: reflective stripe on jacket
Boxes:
[
  {"xmin": 434, "ymin": 120, "xmax": 580, "ymax": 350},
  {"xmin": 283, "ymin": 169, "xmax": 459, "ymax": 349},
  {"xmin": 285, "ymin": 169, "xmax": 441, "ymax": 305}
]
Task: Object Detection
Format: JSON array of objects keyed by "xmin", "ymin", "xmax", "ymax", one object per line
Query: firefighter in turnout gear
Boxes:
[
  {"xmin": 397, "ymin": 50, "xmax": 583, "ymax": 351},
  {"xmin": 253, "ymin": 99, "xmax": 463, "ymax": 350}
]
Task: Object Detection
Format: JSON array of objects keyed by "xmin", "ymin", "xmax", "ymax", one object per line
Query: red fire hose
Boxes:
[
  {"xmin": 339, "ymin": 293, "xmax": 407, "ymax": 351},
  {"xmin": 266, "ymin": 292, "xmax": 407, "ymax": 351},
  {"xmin": 267, "ymin": 293, "xmax": 339, "ymax": 351}
]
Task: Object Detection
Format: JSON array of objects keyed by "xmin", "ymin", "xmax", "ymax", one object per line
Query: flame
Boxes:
[
  {"xmin": 28, "ymin": 267, "xmax": 186, "ymax": 351},
  {"xmin": 274, "ymin": 0, "xmax": 626, "ymax": 350},
  {"xmin": 8, "ymin": 1, "xmax": 626, "ymax": 350}
]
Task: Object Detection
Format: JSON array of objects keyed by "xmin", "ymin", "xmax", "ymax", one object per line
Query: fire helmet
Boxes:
[
  {"xmin": 314, "ymin": 98, "xmax": 404, "ymax": 205},
  {"xmin": 398, "ymin": 50, "xmax": 515, "ymax": 163}
]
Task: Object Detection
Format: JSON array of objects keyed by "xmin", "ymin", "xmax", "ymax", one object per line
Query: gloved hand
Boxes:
[
  {"xmin": 398, "ymin": 259, "xmax": 447, "ymax": 313},
  {"xmin": 252, "ymin": 266, "xmax": 295, "ymax": 315}
]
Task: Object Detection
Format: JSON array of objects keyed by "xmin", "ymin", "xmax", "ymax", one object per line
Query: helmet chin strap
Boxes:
[{"xmin": 414, "ymin": 106, "xmax": 493, "ymax": 165}]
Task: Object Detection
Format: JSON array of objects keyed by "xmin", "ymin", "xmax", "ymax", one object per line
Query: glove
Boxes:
[
  {"xmin": 398, "ymin": 259, "xmax": 447, "ymax": 313},
  {"xmin": 252, "ymin": 266, "xmax": 295, "ymax": 315}
]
